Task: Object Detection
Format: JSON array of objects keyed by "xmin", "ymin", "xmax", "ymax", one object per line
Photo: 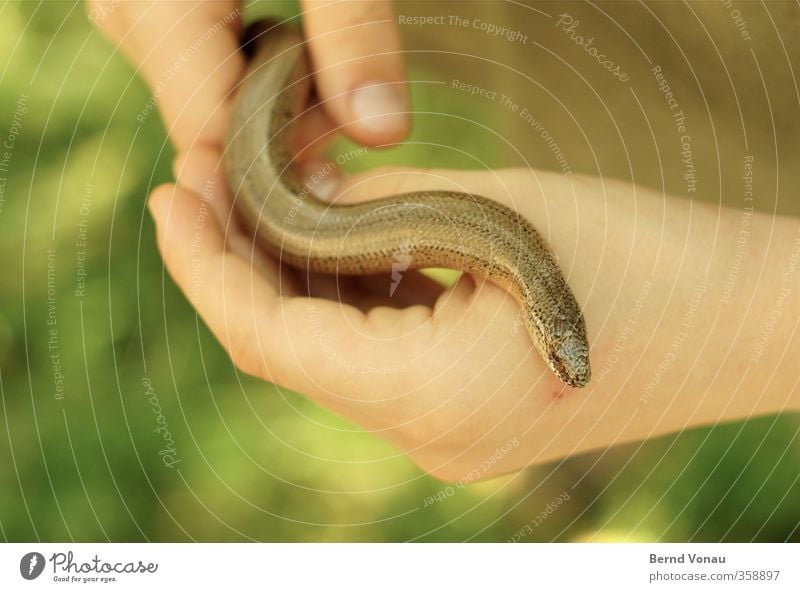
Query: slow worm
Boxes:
[{"xmin": 225, "ymin": 24, "xmax": 591, "ymax": 388}]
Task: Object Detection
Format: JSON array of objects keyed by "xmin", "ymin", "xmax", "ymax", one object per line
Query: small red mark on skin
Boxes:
[
  {"xmin": 551, "ymin": 383, "xmax": 572, "ymax": 401},
  {"xmin": 540, "ymin": 371, "xmax": 571, "ymax": 401}
]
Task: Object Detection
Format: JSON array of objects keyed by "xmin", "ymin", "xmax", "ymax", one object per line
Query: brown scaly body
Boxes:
[{"xmin": 225, "ymin": 24, "xmax": 591, "ymax": 387}]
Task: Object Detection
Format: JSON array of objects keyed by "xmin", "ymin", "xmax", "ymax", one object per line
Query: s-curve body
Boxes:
[{"xmin": 225, "ymin": 24, "xmax": 591, "ymax": 387}]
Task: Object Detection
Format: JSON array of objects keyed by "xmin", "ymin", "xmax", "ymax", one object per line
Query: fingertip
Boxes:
[
  {"xmin": 299, "ymin": 159, "xmax": 342, "ymax": 202},
  {"xmin": 347, "ymin": 80, "xmax": 410, "ymax": 144},
  {"xmin": 301, "ymin": 0, "xmax": 410, "ymax": 146},
  {"xmin": 148, "ymin": 183, "xmax": 174, "ymax": 221},
  {"xmin": 317, "ymin": 75, "xmax": 411, "ymax": 147}
]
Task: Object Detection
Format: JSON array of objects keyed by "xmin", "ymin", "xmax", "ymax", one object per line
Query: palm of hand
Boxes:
[{"xmin": 157, "ymin": 151, "xmax": 576, "ymax": 481}]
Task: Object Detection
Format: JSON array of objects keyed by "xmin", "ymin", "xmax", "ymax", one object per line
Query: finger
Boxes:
[
  {"xmin": 176, "ymin": 146, "xmax": 311, "ymax": 294},
  {"xmin": 91, "ymin": 0, "xmax": 244, "ymax": 150},
  {"xmin": 148, "ymin": 181, "xmax": 275, "ymax": 298},
  {"xmin": 300, "ymin": 0, "xmax": 409, "ymax": 146},
  {"xmin": 172, "ymin": 145, "xmax": 279, "ymax": 284},
  {"xmin": 148, "ymin": 183, "xmax": 404, "ymax": 400},
  {"xmin": 172, "ymin": 145, "xmax": 235, "ymax": 226},
  {"xmin": 298, "ymin": 270, "xmax": 444, "ymax": 310},
  {"xmin": 148, "ymin": 182, "xmax": 299, "ymax": 382}
]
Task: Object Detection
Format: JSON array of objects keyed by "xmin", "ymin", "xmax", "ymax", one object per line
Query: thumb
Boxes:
[{"xmin": 300, "ymin": 0, "xmax": 410, "ymax": 146}]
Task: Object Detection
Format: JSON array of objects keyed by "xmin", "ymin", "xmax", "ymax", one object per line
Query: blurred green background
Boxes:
[{"xmin": 1, "ymin": 0, "xmax": 798, "ymax": 542}]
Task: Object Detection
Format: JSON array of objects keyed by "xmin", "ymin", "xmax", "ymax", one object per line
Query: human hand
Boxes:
[
  {"xmin": 149, "ymin": 157, "xmax": 580, "ymax": 481},
  {"xmin": 87, "ymin": 0, "xmax": 409, "ymax": 162},
  {"xmin": 94, "ymin": 0, "xmax": 800, "ymax": 482},
  {"xmin": 148, "ymin": 153, "xmax": 800, "ymax": 482},
  {"xmin": 93, "ymin": 0, "xmax": 602, "ymax": 481}
]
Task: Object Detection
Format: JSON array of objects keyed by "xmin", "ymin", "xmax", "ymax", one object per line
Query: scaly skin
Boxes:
[{"xmin": 224, "ymin": 24, "xmax": 591, "ymax": 387}]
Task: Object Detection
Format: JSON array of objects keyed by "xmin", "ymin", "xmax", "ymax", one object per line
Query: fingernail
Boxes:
[
  {"xmin": 350, "ymin": 82, "xmax": 408, "ymax": 136},
  {"xmin": 302, "ymin": 161, "xmax": 340, "ymax": 202},
  {"xmin": 312, "ymin": 176, "xmax": 339, "ymax": 201}
]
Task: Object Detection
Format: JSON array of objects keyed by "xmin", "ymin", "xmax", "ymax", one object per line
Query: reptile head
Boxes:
[
  {"xmin": 528, "ymin": 313, "xmax": 591, "ymax": 388},
  {"xmin": 548, "ymin": 332, "xmax": 591, "ymax": 388}
]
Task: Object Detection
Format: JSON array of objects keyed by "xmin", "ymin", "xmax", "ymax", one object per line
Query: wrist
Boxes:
[{"xmin": 509, "ymin": 172, "xmax": 800, "ymax": 466}]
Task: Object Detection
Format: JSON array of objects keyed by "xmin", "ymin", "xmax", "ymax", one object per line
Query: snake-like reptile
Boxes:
[{"xmin": 225, "ymin": 23, "xmax": 591, "ymax": 388}]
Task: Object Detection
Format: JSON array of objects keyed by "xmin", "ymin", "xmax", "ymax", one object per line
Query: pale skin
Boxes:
[{"xmin": 91, "ymin": 1, "xmax": 800, "ymax": 481}]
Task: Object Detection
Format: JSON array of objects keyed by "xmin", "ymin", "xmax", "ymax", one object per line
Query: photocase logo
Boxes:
[
  {"xmin": 20, "ymin": 552, "xmax": 45, "ymax": 580},
  {"xmin": 390, "ymin": 241, "xmax": 413, "ymax": 297}
]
